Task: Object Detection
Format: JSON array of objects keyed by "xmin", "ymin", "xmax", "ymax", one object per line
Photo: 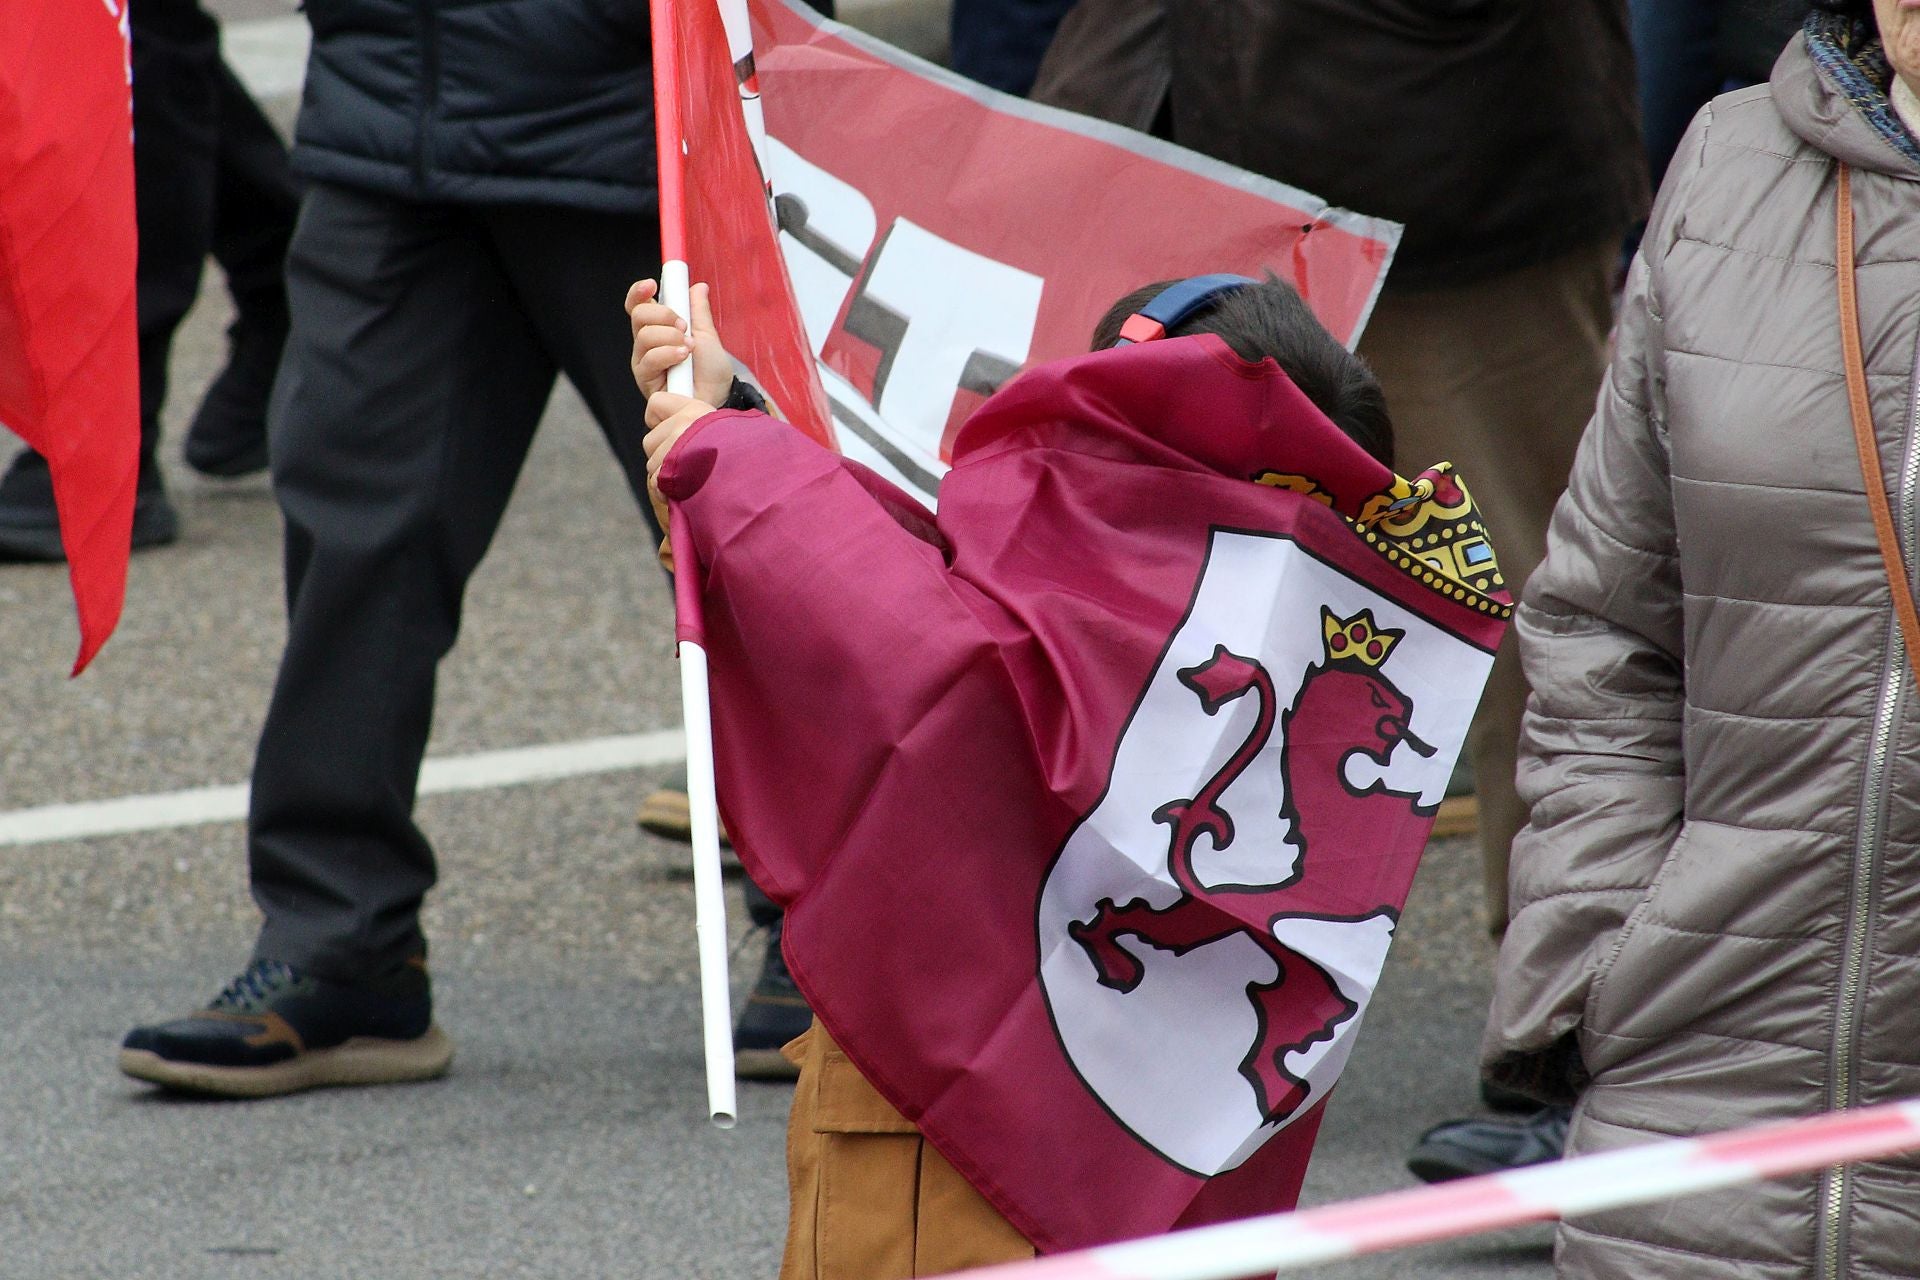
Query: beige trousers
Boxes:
[
  {"xmin": 779, "ymin": 1021, "xmax": 1035, "ymax": 1280},
  {"xmin": 1355, "ymin": 238, "xmax": 1618, "ymax": 934}
]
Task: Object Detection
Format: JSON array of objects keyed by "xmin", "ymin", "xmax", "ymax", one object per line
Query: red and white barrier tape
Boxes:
[{"xmin": 949, "ymin": 1100, "xmax": 1920, "ymax": 1280}]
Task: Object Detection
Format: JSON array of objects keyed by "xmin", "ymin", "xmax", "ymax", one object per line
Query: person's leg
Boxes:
[
  {"xmin": 131, "ymin": 0, "xmax": 221, "ymax": 462},
  {"xmin": 248, "ymin": 185, "xmax": 557, "ymax": 981},
  {"xmin": 1357, "ymin": 237, "xmax": 1617, "ymax": 939},
  {"xmin": 120, "ymin": 184, "xmax": 562, "ymax": 1097},
  {"xmin": 207, "ymin": 63, "xmax": 299, "ymax": 318},
  {"xmin": 184, "ymin": 58, "xmax": 301, "ymax": 477},
  {"xmin": 481, "ymin": 203, "xmax": 819, "ymax": 1078},
  {"xmin": 0, "ymin": 0, "xmax": 217, "ymax": 558},
  {"xmin": 478, "ymin": 203, "xmax": 660, "ymax": 516},
  {"xmin": 780, "ymin": 1020, "xmax": 1034, "ymax": 1280}
]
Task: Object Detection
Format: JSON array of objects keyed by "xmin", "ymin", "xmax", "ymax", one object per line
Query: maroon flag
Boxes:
[
  {"xmin": 659, "ymin": 335, "xmax": 1510, "ymax": 1250},
  {"xmin": 0, "ymin": 0, "xmax": 139, "ymax": 672}
]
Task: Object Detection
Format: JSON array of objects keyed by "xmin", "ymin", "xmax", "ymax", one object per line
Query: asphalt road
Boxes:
[{"xmin": 0, "ymin": 5, "xmax": 1554, "ymax": 1277}]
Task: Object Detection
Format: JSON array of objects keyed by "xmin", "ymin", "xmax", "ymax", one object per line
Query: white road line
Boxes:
[
  {"xmin": 221, "ymin": 13, "xmax": 310, "ymax": 102},
  {"xmin": 0, "ymin": 729, "xmax": 687, "ymax": 849}
]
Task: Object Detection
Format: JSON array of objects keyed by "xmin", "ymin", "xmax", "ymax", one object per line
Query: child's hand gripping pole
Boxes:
[{"xmin": 659, "ymin": 263, "xmax": 738, "ymax": 1131}]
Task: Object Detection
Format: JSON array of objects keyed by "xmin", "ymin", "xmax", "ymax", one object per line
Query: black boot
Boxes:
[
  {"xmin": 0, "ymin": 448, "xmax": 177, "ymax": 562},
  {"xmin": 182, "ymin": 311, "xmax": 283, "ymax": 477},
  {"xmin": 729, "ymin": 917, "xmax": 814, "ymax": 1090},
  {"xmin": 1406, "ymin": 1104, "xmax": 1571, "ymax": 1183},
  {"xmin": 734, "ymin": 896, "xmax": 812, "ymax": 1081}
]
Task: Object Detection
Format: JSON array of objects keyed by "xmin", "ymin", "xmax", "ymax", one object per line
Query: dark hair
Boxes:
[
  {"xmin": 1091, "ymin": 276, "xmax": 1394, "ymax": 468},
  {"xmin": 1809, "ymin": 0, "xmax": 1871, "ymax": 19}
]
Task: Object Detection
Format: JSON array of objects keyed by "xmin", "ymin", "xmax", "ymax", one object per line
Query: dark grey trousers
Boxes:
[
  {"xmin": 135, "ymin": 0, "xmax": 299, "ymax": 455},
  {"xmin": 249, "ymin": 182, "xmax": 662, "ymax": 980}
]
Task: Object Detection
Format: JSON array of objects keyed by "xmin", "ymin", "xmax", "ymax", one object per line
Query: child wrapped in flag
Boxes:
[{"xmin": 626, "ymin": 269, "xmax": 1510, "ymax": 1274}]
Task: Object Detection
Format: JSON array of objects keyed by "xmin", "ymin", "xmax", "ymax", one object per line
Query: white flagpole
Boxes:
[
  {"xmin": 652, "ymin": 0, "xmax": 735, "ymax": 1128},
  {"xmin": 661, "ymin": 259, "xmax": 738, "ymax": 1130}
]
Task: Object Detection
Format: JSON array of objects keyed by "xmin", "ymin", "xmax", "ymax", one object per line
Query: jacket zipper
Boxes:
[{"xmin": 1819, "ymin": 327, "xmax": 1920, "ymax": 1280}]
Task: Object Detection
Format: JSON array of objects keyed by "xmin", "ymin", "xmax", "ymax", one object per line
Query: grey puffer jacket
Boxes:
[
  {"xmin": 293, "ymin": 0, "xmax": 655, "ymax": 213},
  {"xmin": 1481, "ymin": 23, "xmax": 1920, "ymax": 1280}
]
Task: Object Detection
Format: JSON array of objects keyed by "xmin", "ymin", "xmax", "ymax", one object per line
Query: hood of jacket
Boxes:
[{"xmin": 1777, "ymin": 12, "xmax": 1920, "ymax": 180}]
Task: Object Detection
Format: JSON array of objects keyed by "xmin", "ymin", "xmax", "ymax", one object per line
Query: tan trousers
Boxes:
[
  {"xmin": 779, "ymin": 1021, "xmax": 1035, "ymax": 1280},
  {"xmin": 1355, "ymin": 238, "xmax": 1617, "ymax": 935}
]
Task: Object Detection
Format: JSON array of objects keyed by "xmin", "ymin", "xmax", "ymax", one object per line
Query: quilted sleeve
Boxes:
[{"xmin": 1478, "ymin": 110, "xmax": 1710, "ymax": 1105}]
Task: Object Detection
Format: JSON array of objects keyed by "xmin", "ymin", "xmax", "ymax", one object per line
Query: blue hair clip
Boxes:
[{"xmin": 1113, "ymin": 274, "xmax": 1258, "ymax": 346}]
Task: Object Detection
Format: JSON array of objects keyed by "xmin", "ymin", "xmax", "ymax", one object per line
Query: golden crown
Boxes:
[{"xmin": 1321, "ymin": 607, "xmax": 1402, "ymax": 669}]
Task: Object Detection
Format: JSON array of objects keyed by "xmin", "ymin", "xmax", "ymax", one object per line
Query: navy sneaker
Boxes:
[
  {"xmin": 119, "ymin": 958, "xmax": 452, "ymax": 1098},
  {"xmin": 1406, "ymin": 1105, "xmax": 1571, "ymax": 1183},
  {"xmin": 734, "ymin": 919, "xmax": 810, "ymax": 1081}
]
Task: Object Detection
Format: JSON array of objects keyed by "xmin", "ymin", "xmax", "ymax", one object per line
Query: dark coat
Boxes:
[
  {"xmin": 1717, "ymin": 0, "xmax": 1806, "ymax": 84},
  {"xmin": 292, "ymin": 0, "xmax": 656, "ymax": 213},
  {"xmin": 1031, "ymin": 0, "xmax": 1648, "ymax": 293}
]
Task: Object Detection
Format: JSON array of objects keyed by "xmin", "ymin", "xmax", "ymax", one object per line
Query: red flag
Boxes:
[
  {"xmin": 659, "ymin": 335, "xmax": 1510, "ymax": 1250},
  {"xmin": 655, "ymin": 0, "xmax": 834, "ymax": 446},
  {"xmin": 664, "ymin": 0, "xmax": 1399, "ymax": 506},
  {"xmin": 0, "ymin": 0, "xmax": 140, "ymax": 673}
]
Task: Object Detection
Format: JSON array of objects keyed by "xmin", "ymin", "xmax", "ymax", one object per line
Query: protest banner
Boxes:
[{"xmin": 669, "ymin": 0, "xmax": 1400, "ymax": 504}]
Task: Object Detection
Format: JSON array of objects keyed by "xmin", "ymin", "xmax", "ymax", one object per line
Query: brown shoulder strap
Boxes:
[{"xmin": 1837, "ymin": 163, "xmax": 1920, "ymax": 670}]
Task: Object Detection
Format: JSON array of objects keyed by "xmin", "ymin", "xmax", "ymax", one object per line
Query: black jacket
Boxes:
[
  {"xmin": 292, "ymin": 0, "xmax": 656, "ymax": 213},
  {"xmin": 1032, "ymin": 0, "xmax": 1648, "ymax": 293},
  {"xmin": 1717, "ymin": 0, "xmax": 1806, "ymax": 84}
]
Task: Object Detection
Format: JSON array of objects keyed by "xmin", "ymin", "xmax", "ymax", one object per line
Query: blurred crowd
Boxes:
[{"xmin": 16, "ymin": 2, "xmax": 1920, "ymax": 1278}]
